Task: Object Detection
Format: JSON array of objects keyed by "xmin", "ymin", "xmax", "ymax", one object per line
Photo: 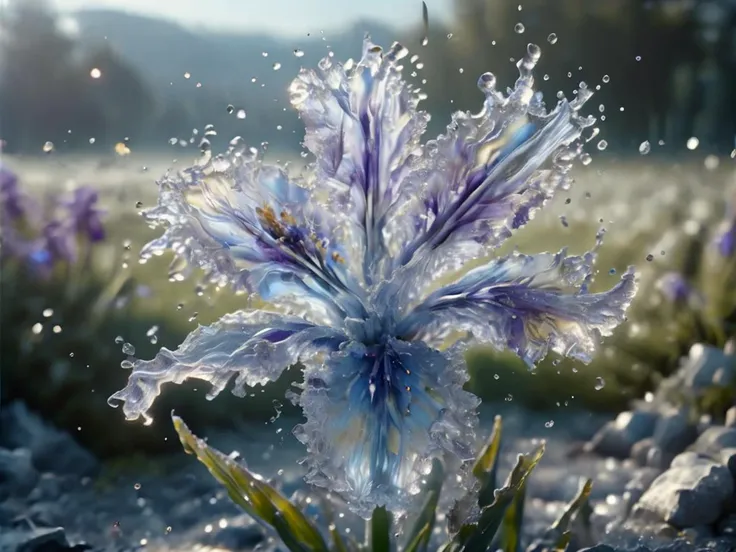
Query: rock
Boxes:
[
  {"xmin": 27, "ymin": 474, "xmax": 61, "ymax": 503},
  {"xmin": 726, "ymin": 407, "xmax": 736, "ymax": 429},
  {"xmin": 691, "ymin": 427, "xmax": 736, "ymax": 459},
  {"xmin": 719, "ymin": 448, "xmax": 736, "ymax": 478},
  {"xmin": 631, "ymin": 460, "xmax": 734, "ymax": 528},
  {"xmin": 0, "ymin": 527, "xmax": 89, "ymax": 552},
  {"xmin": 681, "ymin": 344, "xmax": 736, "ymax": 390},
  {"xmin": 585, "ymin": 410, "xmax": 659, "ymax": 459},
  {"xmin": 0, "ymin": 403, "xmax": 97, "ymax": 477},
  {"xmin": 652, "ymin": 408, "xmax": 698, "ymax": 458},
  {"xmin": 200, "ymin": 524, "xmax": 264, "ymax": 550},
  {"xmin": 631, "ymin": 438, "xmax": 654, "ymax": 466},
  {"xmin": 717, "ymin": 514, "xmax": 736, "ymax": 536},
  {"xmin": 622, "ymin": 468, "xmax": 662, "ymax": 514},
  {"xmin": 0, "ymin": 448, "xmax": 38, "ymax": 498}
]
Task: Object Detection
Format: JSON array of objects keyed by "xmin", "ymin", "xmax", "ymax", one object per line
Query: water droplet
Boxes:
[
  {"xmin": 602, "ymin": 74, "xmax": 610, "ymax": 83},
  {"xmin": 545, "ymin": 420, "xmax": 555, "ymax": 428},
  {"xmin": 69, "ymin": 352, "xmax": 74, "ymax": 358},
  {"xmin": 293, "ymin": 49, "xmax": 304, "ymax": 57},
  {"xmin": 261, "ymin": 51, "xmax": 268, "ymax": 57},
  {"xmin": 446, "ymin": 33, "xmax": 453, "ymax": 39},
  {"xmin": 122, "ymin": 342, "xmax": 136, "ymax": 355},
  {"xmin": 493, "ymin": 374, "xmax": 499, "ymax": 380},
  {"xmin": 594, "ymin": 377, "xmax": 606, "ymax": 390},
  {"xmin": 115, "ymin": 336, "xmax": 124, "ymax": 344},
  {"xmin": 89, "ymin": 137, "xmax": 96, "ymax": 144},
  {"xmin": 121, "ymin": 360, "xmax": 134, "ymax": 369},
  {"xmin": 547, "ymin": 33, "xmax": 558, "ymax": 44},
  {"xmin": 42, "ymin": 141, "xmax": 55, "ymax": 153},
  {"xmin": 165, "ymin": 527, "xmax": 172, "ymax": 534},
  {"xmin": 597, "ymin": 140, "xmax": 608, "ymax": 151},
  {"xmin": 635, "ymin": 55, "xmax": 642, "ymax": 62},
  {"xmin": 639, "ymin": 140, "xmax": 651, "ymax": 155},
  {"xmin": 226, "ymin": 104, "xmax": 234, "ymax": 114},
  {"xmin": 458, "ymin": 67, "xmax": 464, "ymax": 74},
  {"xmin": 514, "ymin": 22, "xmax": 525, "ymax": 33},
  {"xmin": 134, "ymin": 483, "xmax": 141, "ymax": 490},
  {"xmin": 236, "ymin": 109, "xmax": 246, "ymax": 120},
  {"xmin": 543, "ymin": 74, "xmax": 550, "ymax": 81},
  {"xmin": 580, "ymin": 153, "xmax": 592, "ymax": 165},
  {"xmin": 272, "ymin": 62, "xmax": 282, "ymax": 71},
  {"xmin": 43, "ymin": 308, "xmax": 53, "ymax": 318},
  {"xmin": 90, "ymin": 67, "xmax": 102, "ymax": 79},
  {"xmin": 646, "ymin": 254, "xmax": 654, "ymax": 262},
  {"xmin": 686, "ymin": 137, "xmax": 699, "ymax": 150}
]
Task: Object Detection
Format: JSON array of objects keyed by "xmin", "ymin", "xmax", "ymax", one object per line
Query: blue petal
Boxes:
[
  {"xmin": 289, "ymin": 38, "xmax": 429, "ymax": 283},
  {"xmin": 293, "ymin": 339, "xmax": 478, "ymax": 517},
  {"xmin": 108, "ymin": 311, "xmax": 347, "ymax": 424},
  {"xmin": 396, "ymin": 250, "xmax": 637, "ymax": 366}
]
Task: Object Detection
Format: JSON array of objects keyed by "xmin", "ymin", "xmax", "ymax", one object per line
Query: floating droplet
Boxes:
[
  {"xmin": 236, "ymin": 109, "xmax": 246, "ymax": 120},
  {"xmin": 293, "ymin": 49, "xmax": 304, "ymax": 57},
  {"xmin": 547, "ymin": 33, "xmax": 558, "ymax": 44},
  {"xmin": 594, "ymin": 377, "xmax": 606, "ymax": 391},
  {"xmin": 545, "ymin": 420, "xmax": 555, "ymax": 428},
  {"xmin": 226, "ymin": 104, "xmax": 234, "ymax": 114},
  {"xmin": 646, "ymin": 254, "xmax": 654, "ymax": 262},
  {"xmin": 273, "ymin": 62, "xmax": 282, "ymax": 71},
  {"xmin": 122, "ymin": 342, "xmax": 136, "ymax": 355},
  {"xmin": 514, "ymin": 22, "xmax": 525, "ymax": 34},
  {"xmin": 597, "ymin": 140, "xmax": 608, "ymax": 151},
  {"xmin": 686, "ymin": 136, "xmax": 699, "ymax": 150},
  {"xmin": 90, "ymin": 67, "xmax": 102, "ymax": 79},
  {"xmin": 43, "ymin": 308, "xmax": 53, "ymax": 318},
  {"xmin": 580, "ymin": 153, "xmax": 592, "ymax": 166},
  {"xmin": 638, "ymin": 140, "xmax": 651, "ymax": 155},
  {"xmin": 42, "ymin": 141, "xmax": 54, "ymax": 153},
  {"xmin": 602, "ymin": 75, "xmax": 610, "ymax": 83}
]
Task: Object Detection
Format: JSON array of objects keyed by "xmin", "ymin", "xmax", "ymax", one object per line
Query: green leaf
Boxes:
[
  {"xmin": 172, "ymin": 415, "xmax": 328, "ymax": 552},
  {"xmin": 404, "ymin": 459, "xmax": 443, "ymax": 552},
  {"xmin": 473, "ymin": 415, "xmax": 502, "ymax": 508},
  {"xmin": 370, "ymin": 506, "xmax": 392, "ymax": 552},
  {"xmin": 499, "ymin": 457, "xmax": 530, "ymax": 552},
  {"xmin": 545, "ymin": 478, "xmax": 593, "ymax": 549},
  {"xmin": 404, "ymin": 524, "xmax": 431, "ymax": 552},
  {"xmin": 448, "ymin": 443, "xmax": 545, "ymax": 552}
]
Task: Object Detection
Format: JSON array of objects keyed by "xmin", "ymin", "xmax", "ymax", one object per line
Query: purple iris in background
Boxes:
[
  {"xmin": 109, "ymin": 40, "xmax": 637, "ymax": 515},
  {"xmin": 715, "ymin": 219, "xmax": 736, "ymax": 258},
  {"xmin": 0, "ymin": 164, "xmax": 103, "ymax": 271},
  {"xmin": 655, "ymin": 272, "xmax": 697, "ymax": 304},
  {"xmin": 65, "ymin": 186, "xmax": 106, "ymax": 242}
]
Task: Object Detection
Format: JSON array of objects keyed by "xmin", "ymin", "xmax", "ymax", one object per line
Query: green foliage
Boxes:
[{"xmin": 172, "ymin": 413, "xmax": 593, "ymax": 552}]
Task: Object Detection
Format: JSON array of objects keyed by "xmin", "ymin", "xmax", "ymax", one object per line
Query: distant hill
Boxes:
[{"xmin": 73, "ymin": 9, "xmax": 405, "ymax": 96}]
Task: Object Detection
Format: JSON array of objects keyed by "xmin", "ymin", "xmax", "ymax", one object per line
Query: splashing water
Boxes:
[{"xmin": 108, "ymin": 38, "xmax": 636, "ymax": 517}]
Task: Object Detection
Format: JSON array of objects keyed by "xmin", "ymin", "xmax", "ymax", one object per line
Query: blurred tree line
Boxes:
[{"xmin": 1, "ymin": 0, "xmax": 735, "ymax": 155}]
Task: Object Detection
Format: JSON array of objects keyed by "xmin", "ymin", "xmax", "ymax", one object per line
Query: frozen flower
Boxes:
[
  {"xmin": 109, "ymin": 40, "xmax": 637, "ymax": 515},
  {"xmin": 65, "ymin": 186, "xmax": 105, "ymax": 242}
]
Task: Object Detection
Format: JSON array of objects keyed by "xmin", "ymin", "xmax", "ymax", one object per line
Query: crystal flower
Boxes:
[{"xmin": 109, "ymin": 40, "xmax": 637, "ymax": 515}]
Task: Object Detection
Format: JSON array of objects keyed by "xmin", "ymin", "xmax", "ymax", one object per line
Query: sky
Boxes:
[{"xmin": 53, "ymin": 0, "xmax": 454, "ymax": 36}]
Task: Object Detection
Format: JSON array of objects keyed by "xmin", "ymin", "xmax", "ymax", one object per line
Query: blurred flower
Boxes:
[
  {"xmin": 110, "ymin": 40, "xmax": 637, "ymax": 515},
  {"xmin": 714, "ymin": 219, "xmax": 736, "ymax": 258},
  {"xmin": 65, "ymin": 186, "xmax": 105, "ymax": 242},
  {"xmin": 656, "ymin": 271, "xmax": 696, "ymax": 304},
  {"xmin": 0, "ymin": 164, "xmax": 39, "ymax": 223}
]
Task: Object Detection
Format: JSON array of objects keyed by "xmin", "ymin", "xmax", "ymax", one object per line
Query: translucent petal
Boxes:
[
  {"xmin": 140, "ymin": 148, "xmax": 366, "ymax": 322},
  {"xmin": 396, "ymin": 250, "xmax": 637, "ymax": 366},
  {"xmin": 385, "ymin": 47, "xmax": 594, "ymax": 282},
  {"xmin": 290, "ymin": 37, "xmax": 429, "ymax": 283},
  {"xmin": 293, "ymin": 339, "xmax": 478, "ymax": 517},
  {"xmin": 108, "ymin": 311, "xmax": 346, "ymax": 424}
]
